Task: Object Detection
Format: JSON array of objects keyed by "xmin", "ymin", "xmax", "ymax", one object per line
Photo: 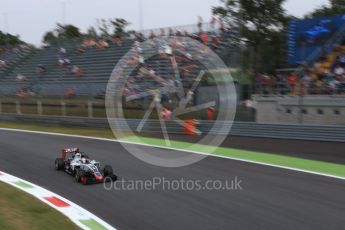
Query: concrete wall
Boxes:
[{"xmin": 254, "ymin": 95, "xmax": 345, "ymax": 125}]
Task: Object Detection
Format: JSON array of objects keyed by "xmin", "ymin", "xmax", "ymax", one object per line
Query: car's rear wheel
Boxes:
[{"xmin": 55, "ymin": 158, "xmax": 64, "ymax": 170}]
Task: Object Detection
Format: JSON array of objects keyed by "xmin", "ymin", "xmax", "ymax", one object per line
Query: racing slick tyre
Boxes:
[
  {"xmin": 103, "ymin": 165, "xmax": 113, "ymax": 177},
  {"xmin": 75, "ymin": 169, "xmax": 85, "ymax": 183},
  {"xmin": 103, "ymin": 165, "xmax": 117, "ymax": 181},
  {"xmin": 110, "ymin": 174, "xmax": 118, "ymax": 181},
  {"xmin": 55, "ymin": 158, "xmax": 64, "ymax": 170}
]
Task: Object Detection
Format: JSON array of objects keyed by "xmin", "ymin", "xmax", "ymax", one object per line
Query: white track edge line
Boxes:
[{"xmin": 1, "ymin": 127, "xmax": 345, "ymax": 181}]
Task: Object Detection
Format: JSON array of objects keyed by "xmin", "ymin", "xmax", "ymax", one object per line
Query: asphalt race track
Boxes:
[{"xmin": 0, "ymin": 130, "xmax": 344, "ymax": 230}]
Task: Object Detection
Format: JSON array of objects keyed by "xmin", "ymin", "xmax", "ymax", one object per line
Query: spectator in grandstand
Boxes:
[
  {"xmin": 200, "ymin": 32, "xmax": 209, "ymax": 44},
  {"xmin": 16, "ymin": 73, "xmax": 26, "ymax": 82},
  {"xmin": 89, "ymin": 38, "xmax": 97, "ymax": 47},
  {"xmin": 71, "ymin": 65, "xmax": 83, "ymax": 79},
  {"xmin": 254, "ymin": 73, "xmax": 271, "ymax": 95},
  {"xmin": 255, "ymin": 73, "xmax": 273, "ymax": 95},
  {"xmin": 19, "ymin": 44, "xmax": 29, "ymax": 51},
  {"xmin": 96, "ymin": 39, "xmax": 109, "ymax": 49},
  {"xmin": 66, "ymin": 87, "xmax": 74, "ymax": 97},
  {"xmin": 112, "ymin": 34, "xmax": 123, "ymax": 46},
  {"xmin": 149, "ymin": 31, "xmax": 156, "ymax": 39},
  {"xmin": 334, "ymin": 64, "xmax": 345, "ymax": 76},
  {"xmin": 197, "ymin": 16, "xmax": 203, "ymax": 32},
  {"xmin": 13, "ymin": 46, "xmax": 20, "ymax": 54},
  {"xmin": 59, "ymin": 47, "xmax": 66, "ymax": 54},
  {"xmin": 36, "ymin": 64, "xmax": 46, "ymax": 74},
  {"xmin": 276, "ymin": 72, "xmax": 288, "ymax": 95},
  {"xmin": 84, "ymin": 37, "xmax": 97, "ymax": 48},
  {"xmin": 287, "ymin": 72, "xmax": 298, "ymax": 94},
  {"xmin": 76, "ymin": 45, "xmax": 86, "ymax": 54},
  {"xmin": 265, "ymin": 74, "xmax": 275, "ymax": 94},
  {"xmin": 16, "ymin": 87, "xmax": 28, "ymax": 98},
  {"xmin": 103, "ymin": 39, "xmax": 110, "ymax": 48},
  {"xmin": 210, "ymin": 35, "xmax": 220, "ymax": 49},
  {"xmin": 0, "ymin": 59, "xmax": 7, "ymax": 69},
  {"xmin": 59, "ymin": 58, "xmax": 71, "ymax": 66},
  {"xmin": 147, "ymin": 67, "xmax": 155, "ymax": 76},
  {"xmin": 182, "ymin": 31, "xmax": 189, "ymax": 37},
  {"xmin": 58, "ymin": 58, "xmax": 64, "ymax": 66},
  {"xmin": 160, "ymin": 28, "xmax": 166, "ymax": 37},
  {"xmin": 133, "ymin": 40, "xmax": 143, "ymax": 53},
  {"xmin": 319, "ymin": 79, "xmax": 332, "ymax": 94},
  {"xmin": 124, "ymin": 53, "xmax": 144, "ymax": 67},
  {"xmin": 270, "ymin": 74, "xmax": 278, "ymax": 93},
  {"xmin": 329, "ymin": 76, "xmax": 341, "ymax": 93},
  {"xmin": 168, "ymin": 28, "xmax": 175, "ymax": 36},
  {"xmin": 161, "ymin": 107, "xmax": 172, "ymax": 121},
  {"xmin": 64, "ymin": 58, "xmax": 71, "ymax": 66},
  {"xmin": 301, "ymin": 71, "xmax": 313, "ymax": 94},
  {"xmin": 42, "ymin": 42, "xmax": 50, "ymax": 48},
  {"xmin": 164, "ymin": 45, "xmax": 173, "ymax": 56},
  {"xmin": 339, "ymin": 53, "xmax": 345, "ymax": 65},
  {"xmin": 135, "ymin": 33, "xmax": 145, "ymax": 42},
  {"xmin": 338, "ymin": 76, "xmax": 345, "ymax": 92}
]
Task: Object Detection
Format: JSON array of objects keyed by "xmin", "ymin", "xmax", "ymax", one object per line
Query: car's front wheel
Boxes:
[
  {"xmin": 75, "ymin": 169, "xmax": 83, "ymax": 182},
  {"xmin": 103, "ymin": 165, "xmax": 113, "ymax": 177},
  {"xmin": 103, "ymin": 165, "xmax": 117, "ymax": 181}
]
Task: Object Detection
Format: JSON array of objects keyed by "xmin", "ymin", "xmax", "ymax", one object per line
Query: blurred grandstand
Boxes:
[
  {"xmin": 0, "ymin": 20, "xmax": 249, "ymax": 121},
  {"xmin": 1, "ymin": 4, "xmax": 345, "ymax": 125},
  {"xmin": 0, "ymin": 22, "xmax": 235, "ymax": 98}
]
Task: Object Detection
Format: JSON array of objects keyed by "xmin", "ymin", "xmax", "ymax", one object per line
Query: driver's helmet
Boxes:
[
  {"xmin": 75, "ymin": 153, "xmax": 81, "ymax": 159},
  {"xmin": 81, "ymin": 157, "xmax": 89, "ymax": 164}
]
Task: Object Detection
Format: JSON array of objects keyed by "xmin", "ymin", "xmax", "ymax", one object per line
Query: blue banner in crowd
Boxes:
[{"xmin": 288, "ymin": 14, "xmax": 345, "ymax": 65}]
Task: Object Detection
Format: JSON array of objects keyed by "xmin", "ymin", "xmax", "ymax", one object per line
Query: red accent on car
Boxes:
[
  {"xmin": 61, "ymin": 150, "xmax": 67, "ymax": 160},
  {"xmin": 81, "ymin": 177, "xmax": 88, "ymax": 185},
  {"xmin": 44, "ymin": 196, "xmax": 70, "ymax": 207},
  {"xmin": 94, "ymin": 174, "xmax": 103, "ymax": 181}
]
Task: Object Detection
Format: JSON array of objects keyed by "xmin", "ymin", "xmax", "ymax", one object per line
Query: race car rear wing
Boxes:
[{"xmin": 61, "ymin": 147, "xmax": 79, "ymax": 160}]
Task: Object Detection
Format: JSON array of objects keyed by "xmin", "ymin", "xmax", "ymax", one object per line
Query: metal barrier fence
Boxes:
[
  {"xmin": 1, "ymin": 114, "xmax": 344, "ymax": 142},
  {"xmin": 255, "ymin": 81, "xmax": 345, "ymax": 96},
  {"xmin": 0, "ymin": 98, "xmax": 255, "ymax": 121}
]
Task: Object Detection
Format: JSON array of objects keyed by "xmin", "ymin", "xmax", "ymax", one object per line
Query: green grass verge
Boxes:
[
  {"xmin": 122, "ymin": 136, "xmax": 345, "ymax": 178},
  {"xmin": 1, "ymin": 120, "xmax": 345, "ymax": 179},
  {"xmin": 0, "ymin": 182, "xmax": 80, "ymax": 230}
]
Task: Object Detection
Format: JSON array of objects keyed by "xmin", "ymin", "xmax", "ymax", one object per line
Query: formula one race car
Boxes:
[{"xmin": 54, "ymin": 148, "xmax": 117, "ymax": 185}]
